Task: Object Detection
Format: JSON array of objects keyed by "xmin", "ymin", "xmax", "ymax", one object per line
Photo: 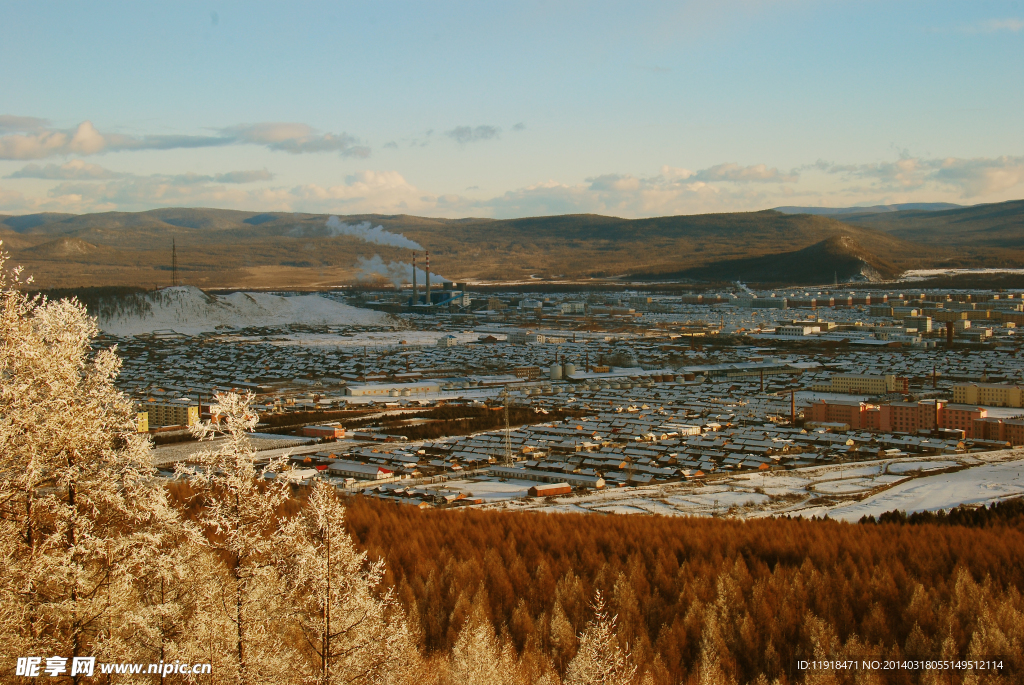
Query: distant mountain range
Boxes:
[
  {"xmin": 774, "ymin": 203, "xmax": 961, "ymax": 216},
  {"xmin": 1, "ymin": 199, "xmax": 1022, "ymax": 288}
]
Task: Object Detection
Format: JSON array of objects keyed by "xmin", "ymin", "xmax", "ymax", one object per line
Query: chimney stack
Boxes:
[
  {"xmin": 425, "ymin": 251, "xmax": 431, "ymax": 306},
  {"xmin": 412, "ymin": 253, "xmax": 418, "ymax": 305}
]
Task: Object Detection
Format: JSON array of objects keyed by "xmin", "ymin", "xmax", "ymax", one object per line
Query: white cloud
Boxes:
[
  {"xmin": 0, "ymin": 115, "xmax": 50, "ymax": 134},
  {"xmin": 814, "ymin": 153, "xmax": 1024, "ymax": 197},
  {"xmin": 219, "ymin": 123, "xmax": 369, "ymax": 157},
  {"xmin": 0, "ymin": 168, "xmax": 434, "ymax": 215},
  {"xmin": 931, "ymin": 156, "xmax": 1024, "ymax": 196},
  {"xmin": 7, "ymin": 160, "xmax": 124, "ymax": 180},
  {"xmin": 693, "ymin": 162, "xmax": 798, "ymax": 183},
  {"xmin": 959, "ymin": 18, "xmax": 1024, "ymax": 33},
  {"xmin": 0, "ymin": 117, "xmax": 369, "ymax": 160},
  {"xmin": 476, "ymin": 169, "xmax": 771, "ymax": 218},
  {"xmin": 446, "ymin": 125, "xmax": 501, "ymax": 144}
]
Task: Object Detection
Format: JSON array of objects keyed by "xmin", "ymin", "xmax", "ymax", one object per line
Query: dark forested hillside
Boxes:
[
  {"xmin": 343, "ymin": 496, "xmax": 1024, "ymax": 684},
  {"xmin": 642, "ymin": 234, "xmax": 902, "ymax": 284},
  {"xmin": 839, "ymin": 200, "xmax": 1024, "ymax": 249}
]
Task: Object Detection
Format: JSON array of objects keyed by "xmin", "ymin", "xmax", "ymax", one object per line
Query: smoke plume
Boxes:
[
  {"xmin": 324, "ymin": 216, "xmax": 423, "ymax": 249},
  {"xmin": 355, "ymin": 255, "xmax": 449, "ymax": 287}
]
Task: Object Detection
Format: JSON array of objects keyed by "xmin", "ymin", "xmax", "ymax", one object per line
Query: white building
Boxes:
[{"xmin": 344, "ymin": 382, "xmax": 441, "ymax": 397}]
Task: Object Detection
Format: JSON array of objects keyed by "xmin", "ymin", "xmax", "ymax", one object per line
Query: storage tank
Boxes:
[
  {"xmin": 550, "ymin": 364, "xmax": 563, "ymax": 380},
  {"xmin": 562, "ymin": 363, "xmax": 576, "ymax": 377}
]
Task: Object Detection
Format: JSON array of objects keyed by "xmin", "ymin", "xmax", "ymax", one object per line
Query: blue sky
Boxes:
[{"xmin": 1, "ymin": 1, "xmax": 1022, "ymax": 218}]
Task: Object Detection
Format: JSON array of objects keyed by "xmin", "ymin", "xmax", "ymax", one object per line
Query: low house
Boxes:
[
  {"xmin": 302, "ymin": 424, "xmax": 345, "ymax": 439},
  {"xmin": 528, "ymin": 483, "xmax": 572, "ymax": 497}
]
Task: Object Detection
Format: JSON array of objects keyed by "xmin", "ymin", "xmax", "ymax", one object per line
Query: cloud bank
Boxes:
[
  {"xmin": 814, "ymin": 153, "xmax": 1024, "ymax": 197},
  {"xmin": 2, "ymin": 152, "xmax": 1023, "ymax": 218},
  {"xmin": 0, "ymin": 117, "xmax": 369, "ymax": 160}
]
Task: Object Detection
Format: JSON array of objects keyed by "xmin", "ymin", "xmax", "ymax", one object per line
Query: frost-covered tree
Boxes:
[
  {"xmin": 564, "ymin": 591, "xmax": 637, "ymax": 685},
  {"xmin": 448, "ymin": 603, "xmax": 508, "ymax": 685},
  {"xmin": 0, "ymin": 247, "xmax": 177, "ymax": 668},
  {"xmin": 177, "ymin": 391, "xmax": 298, "ymax": 684},
  {"xmin": 281, "ymin": 480, "xmax": 420, "ymax": 685}
]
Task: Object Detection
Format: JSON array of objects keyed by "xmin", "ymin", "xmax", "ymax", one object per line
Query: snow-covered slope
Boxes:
[
  {"xmin": 824, "ymin": 456, "xmax": 1024, "ymax": 522},
  {"xmin": 99, "ymin": 286, "xmax": 388, "ymax": 336}
]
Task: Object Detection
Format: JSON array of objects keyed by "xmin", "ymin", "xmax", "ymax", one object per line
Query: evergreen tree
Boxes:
[
  {"xmin": 281, "ymin": 480, "xmax": 419, "ymax": 685},
  {"xmin": 0, "ymin": 248, "xmax": 176, "ymax": 670},
  {"xmin": 178, "ymin": 391, "xmax": 296, "ymax": 684},
  {"xmin": 564, "ymin": 591, "xmax": 637, "ymax": 685}
]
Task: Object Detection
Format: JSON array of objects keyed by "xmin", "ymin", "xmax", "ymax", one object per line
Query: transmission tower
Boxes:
[
  {"xmin": 501, "ymin": 387, "xmax": 513, "ymax": 466},
  {"xmin": 171, "ymin": 238, "xmax": 178, "ymax": 287}
]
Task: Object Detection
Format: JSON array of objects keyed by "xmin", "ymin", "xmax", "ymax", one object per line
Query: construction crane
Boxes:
[{"xmin": 500, "ymin": 387, "xmax": 514, "ymax": 466}]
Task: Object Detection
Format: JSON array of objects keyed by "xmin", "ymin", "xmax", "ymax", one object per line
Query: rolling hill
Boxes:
[
  {"xmin": 656, "ymin": 234, "xmax": 900, "ymax": 284},
  {"xmin": 835, "ymin": 199, "xmax": 1024, "ymax": 249},
  {"xmin": 0, "ymin": 202, "xmax": 1013, "ymax": 288}
]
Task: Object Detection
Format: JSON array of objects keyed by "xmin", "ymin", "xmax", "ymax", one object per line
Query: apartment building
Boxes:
[
  {"xmin": 953, "ymin": 383, "xmax": 1024, "ymax": 408},
  {"xmin": 138, "ymin": 401, "xmax": 199, "ymax": 428},
  {"xmin": 826, "ymin": 374, "xmax": 906, "ymax": 395}
]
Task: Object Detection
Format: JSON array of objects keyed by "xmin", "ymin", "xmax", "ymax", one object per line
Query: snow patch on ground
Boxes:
[
  {"xmin": 458, "ymin": 449, "xmax": 1024, "ymax": 520},
  {"xmin": 826, "ymin": 459, "xmax": 1024, "ymax": 521},
  {"xmin": 99, "ymin": 286, "xmax": 389, "ymax": 336}
]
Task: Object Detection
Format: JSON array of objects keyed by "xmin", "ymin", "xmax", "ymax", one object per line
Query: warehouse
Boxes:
[
  {"xmin": 528, "ymin": 483, "xmax": 572, "ymax": 497},
  {"xmin": 326, "ymin": 462, "xmax": 394, "ymax": 480},
  {"xmin": 490, "ymin": 466, "xmax": 605, "ymax": 489}
]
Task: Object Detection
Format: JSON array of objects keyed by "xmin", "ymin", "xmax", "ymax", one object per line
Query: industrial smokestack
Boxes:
[
  {"xmin": 412, "ymin": 253, "xmax": 418, "ymax": 305},
  {"xmin": 425, "ymin": 251, "xmax": 431, "ymax": 306},
  {"xmin": 946, "ymin": 321, "xmax": 954, "ymax": 346}
]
